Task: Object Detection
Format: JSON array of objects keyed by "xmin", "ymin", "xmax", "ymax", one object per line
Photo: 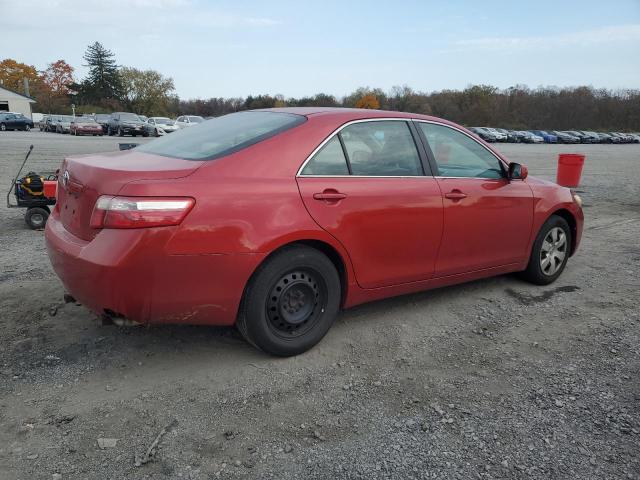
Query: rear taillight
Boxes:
[{"xmin": 90, "ymin": 196, "xmax": 195, "ymax": 229}]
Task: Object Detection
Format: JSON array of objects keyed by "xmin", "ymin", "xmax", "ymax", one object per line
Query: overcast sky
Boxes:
[{"xmin": 1, "ymin": 0, "xmax": 639, "ymax": 99}]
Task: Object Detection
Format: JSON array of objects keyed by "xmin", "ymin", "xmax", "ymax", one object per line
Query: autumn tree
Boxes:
[
  {"xmin": 0, "ymin": 58, "xmax": 39, "ymax": 94},
  {"xmin": 42, "ymin": 60, "xmax": 74, "ymax": 94},
  {"xmin": 344, "ymin": 87, "xmax": 386, "ymax": 108},
  {"xmin": 119, "ymin": 67, "xmax": 175, "ymax": 115},
  {"xmin": 33, "ymin": 60, "xmax": 75, "ymax": 113},
  {"xmin": 355, "ymin": 94, "xmax": 380, "ymax": 109}
]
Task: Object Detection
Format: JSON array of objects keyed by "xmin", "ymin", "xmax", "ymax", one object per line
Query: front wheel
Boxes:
[
  {"xmin": 237, "ymin": 245, "xmax": 341, "ymax": 356},
  {"xmin": 519, "ymin": 215, "xmax": 572, "ymax": 285}
]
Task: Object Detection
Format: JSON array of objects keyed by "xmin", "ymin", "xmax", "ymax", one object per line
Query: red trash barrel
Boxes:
[
  {"xmin": 556, "ymin": 153, "xmax": 585, "ymax": 188},
  {"xmin": 43, "ymin": 180, "xmax": 58, "ymax": 199}
]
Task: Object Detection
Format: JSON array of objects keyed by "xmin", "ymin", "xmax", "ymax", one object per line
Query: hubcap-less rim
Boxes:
[
  {"xmin": 266, "ymin": 269, "xmax": 326, "ymax": 338},
  {"xmin": 540, "ymin": 227, "xmax": 567, "ymax": 276}
]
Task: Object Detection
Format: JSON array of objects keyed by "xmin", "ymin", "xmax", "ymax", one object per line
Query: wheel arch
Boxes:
[{"xmin": 243, "ymin": 238, "xmax": 351, "ymax": 310}]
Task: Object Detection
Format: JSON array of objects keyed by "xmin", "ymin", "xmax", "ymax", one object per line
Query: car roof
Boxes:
[{"xmin": 256, "ymin": 107, "xmax": 461, "ymax": 127}]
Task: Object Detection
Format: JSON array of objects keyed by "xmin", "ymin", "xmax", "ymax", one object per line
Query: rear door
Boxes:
[
  {"xmin": 296, "ymin": 119, "xmax": 443, "ymax": 289},
  {"xmin": 414, "ymin": 121, "xmax": 534, "ymax": 277}
]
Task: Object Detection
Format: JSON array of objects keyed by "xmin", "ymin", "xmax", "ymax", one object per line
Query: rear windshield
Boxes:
[{"xmin": 136, "ymin": 111, "xmax": 306, "ymax": 161}]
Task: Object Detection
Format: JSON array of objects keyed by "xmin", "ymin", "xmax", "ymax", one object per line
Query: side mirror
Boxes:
[{"xmin": 508, "ymin": 162, "xmax": 528, "ymax": 180}]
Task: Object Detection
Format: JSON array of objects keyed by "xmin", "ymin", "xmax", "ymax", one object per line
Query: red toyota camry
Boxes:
[{"xmin": 45, "ymin": 108, "xmax": 584, "ymax": 356}]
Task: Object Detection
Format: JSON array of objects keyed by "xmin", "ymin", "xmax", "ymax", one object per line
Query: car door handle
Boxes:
[
  {"xmin": 444, "ymin": 190, "xmax": 467, "ymax": 200},
  {"xmin": 313, "ymin": 190, "xmax": 347, "ymax": 201}
]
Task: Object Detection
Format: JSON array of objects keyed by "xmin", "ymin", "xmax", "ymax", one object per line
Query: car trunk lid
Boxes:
[{"xmin": 57, "ymin": 150, "xmax": 203, "ymax": 241}]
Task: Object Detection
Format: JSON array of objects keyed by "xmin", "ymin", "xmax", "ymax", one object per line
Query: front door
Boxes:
[
  {"xmin": 414, "ymin": 121, "xmax": 534, "ymax": 277},
  {"xmin": 297, "ymin": 120, "xmax": 443, "ymax": 288}
]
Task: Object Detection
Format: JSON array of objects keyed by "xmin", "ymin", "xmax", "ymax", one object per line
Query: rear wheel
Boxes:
[
  {"xmin": 25, "ymin": 207, "xmax": 49, "ymax": 230},
  {"xmin": 237, "ymin": 245, "xmax": 341, "ymax": 356},
  {"xmin": 1, "ymin": 123, "xmax": 6, "ymax": 131},
  {"xmin": 520, "ymin": 215, "xmax": 571, "ymax": 285}
]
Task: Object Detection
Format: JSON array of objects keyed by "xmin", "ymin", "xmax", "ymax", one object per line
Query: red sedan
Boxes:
[
  {"xmin": 45, "ymin": 108, "xmax": 583, "ymax": 356},
  {"xmin": 70, "ymin": 117, "xmax": 104, "ymax": 136}
]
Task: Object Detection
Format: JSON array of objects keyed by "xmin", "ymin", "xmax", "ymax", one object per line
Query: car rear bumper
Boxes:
[{"xmin": 45, "ymin": 211, "xmax": 264, "ymax": 326}]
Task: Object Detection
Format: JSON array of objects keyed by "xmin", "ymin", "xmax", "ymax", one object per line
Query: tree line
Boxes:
[{"xmin": 1, "ymin": 42, "xmax": 639, "ymax": 131}]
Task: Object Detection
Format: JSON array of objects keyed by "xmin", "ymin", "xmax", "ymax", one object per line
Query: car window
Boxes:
[
  {"xmin": 417, "ymin": 123, "xmax": 504, "ymax": 179},
  {"xmin": 339, "ymin": 121, "xmax": 422, "ymax": 176},
  {"xmin": 136, "ymin": 111, "xmax": 306, "ymax": 161},
  {"xmin": 301, "ymin": 136, "xmax": 349, "ymax": 175}
]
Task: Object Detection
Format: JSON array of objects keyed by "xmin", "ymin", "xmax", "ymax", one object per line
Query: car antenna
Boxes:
[{"xmin": 7, "ymin": 145, "xmax": 34, "ymax": 208}]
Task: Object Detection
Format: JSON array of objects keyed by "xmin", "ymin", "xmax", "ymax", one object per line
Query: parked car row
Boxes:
[
  {"xmin": 469, "ymin": 126, "xmax": 640, "ymax": 144},
  {"xmin": 38, "ymin": 112, "xmax": 205, "ymax": 137}
]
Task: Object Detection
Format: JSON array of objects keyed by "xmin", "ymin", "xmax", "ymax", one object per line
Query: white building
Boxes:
[{"xmin": 0, "ymin": 85, "xmax": 36, "ymax": 119}]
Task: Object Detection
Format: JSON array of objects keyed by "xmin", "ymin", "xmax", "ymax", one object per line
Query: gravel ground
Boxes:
[{"xmin": 0, "ymin": 131, "xmax": 638, "ymax": 480}]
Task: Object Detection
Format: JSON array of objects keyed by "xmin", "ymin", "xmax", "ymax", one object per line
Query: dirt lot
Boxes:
[{"xmin": 1, "ymin": 131, "xmax": 638, "ymax": 480}]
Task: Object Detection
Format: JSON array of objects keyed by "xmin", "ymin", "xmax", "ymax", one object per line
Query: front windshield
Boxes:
[
  {"xmin": 154, "ymin": 117, "xmax": 172, "ymax": 124},
  {"xmin": 187, "ymin": 116, "xmax": 204, "ymax": 123}
]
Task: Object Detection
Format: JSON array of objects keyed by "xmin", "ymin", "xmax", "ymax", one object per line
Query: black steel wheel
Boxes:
[
  {"xmin": 265, "ymin": 269, "xmax": 327, "ymax": 339},
  {"xmin": 237, "ymin": 245, "xmax": 341, "ymax": 356}
]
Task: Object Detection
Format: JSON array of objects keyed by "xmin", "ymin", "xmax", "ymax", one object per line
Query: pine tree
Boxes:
[{"xmin": 81, "ymin": 42, "xmax": 122, "ymax": 102}]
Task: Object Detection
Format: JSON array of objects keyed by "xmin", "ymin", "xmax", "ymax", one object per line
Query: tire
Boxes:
[
  {"xmin": 0, "ymin": 123, "xmax": 6, "ymax": 131},
  {"xmin": 142, "ymin": 130, "xmax": 149, "ymax": 137},
  {"xmin": 118, "ymin": 127, "xmax": 124, "ymax": 137},
  {"xmin": 25, "ymin": 125, "xmax": 31, "ymax": 131},
  {"xmin": 155, "ymin": 128, "xmax": 159, "ymax": 137},
  {"xmin": 25, "ymin": 207, "xmax": 49, "ymax": 230},
  {"xmin": 237, "ymin": 245, "xmax": 341, "ymax": 356},
  {"xmin": 519, "ymin": 215, "xmax": 572, "ymax": 285}
]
